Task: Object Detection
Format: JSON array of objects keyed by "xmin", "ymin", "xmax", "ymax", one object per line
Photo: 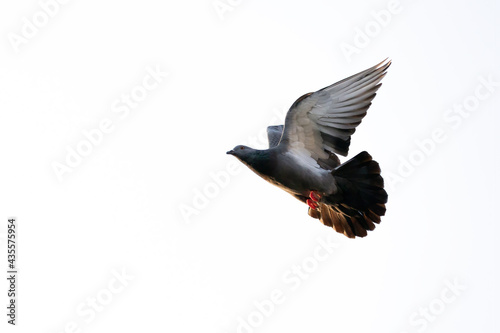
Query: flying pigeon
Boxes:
[{"xmin": 227, "ymin": 60, "xmax": 390, "ymax": 238}]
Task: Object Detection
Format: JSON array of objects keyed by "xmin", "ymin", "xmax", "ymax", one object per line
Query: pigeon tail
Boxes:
[{"xmin": 317, "ymin": 151, "xmax": 387, "ymax": 238}]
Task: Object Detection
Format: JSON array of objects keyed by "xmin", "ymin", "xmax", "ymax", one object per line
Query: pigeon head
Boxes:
[
  {"xmin": 227, "ymin": 145, "xmax": 272, "ymax": 175},
  {"xmin": 226, "ymin": 145, "xmax": 256, "ymax": 163}
]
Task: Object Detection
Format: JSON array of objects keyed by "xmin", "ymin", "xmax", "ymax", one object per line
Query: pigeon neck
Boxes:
[{"xmin": 243, "ymin": 149, "xmax": 274, "ymax": 176}]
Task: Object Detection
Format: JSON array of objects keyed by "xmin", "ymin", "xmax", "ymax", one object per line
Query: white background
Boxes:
[{"xmin": 0, "ymin": 0, "xmax": 499, "ymax": 332}]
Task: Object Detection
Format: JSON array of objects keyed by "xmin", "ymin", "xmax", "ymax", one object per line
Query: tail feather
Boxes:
[
  {"xmin": 315, "ymin": 203, "xmax": 370, "ymax": 238},
  {"xmin": 333, "ymin": 151, "xmax": 387, "ymax": 208},
  {"xmin": 362, "ymin": 214, "xmax": 376, "ymax": 231},
  {"xmin": 314, "ymin": 151, "xmax": 388, "ymax": 238},
  {"xmin": 369, "ymin": 203, "xmax": 386, "ymax": 217}
]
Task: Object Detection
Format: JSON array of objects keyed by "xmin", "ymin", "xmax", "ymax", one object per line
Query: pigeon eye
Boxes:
[{"xmin": 240, "ymin": 147, "xmax": 244, "ymax": 150}]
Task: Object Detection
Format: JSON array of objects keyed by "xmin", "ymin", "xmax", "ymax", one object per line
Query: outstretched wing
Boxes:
[
  {"xmin": 267, "ymin": 125, "xmax": 284, "ymax": 148},
  {"xmin": 278, "ymin": 59, "xmax": 391, "ymax": 163}
]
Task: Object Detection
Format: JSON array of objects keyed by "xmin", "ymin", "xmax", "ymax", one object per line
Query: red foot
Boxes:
[
  {"xmin": 309, "ymin": 191, "xmax": 321, "ymax": 202},
  {"xmin": 307, "ymin": 199, "xmax": 318, "ymax": 210}
]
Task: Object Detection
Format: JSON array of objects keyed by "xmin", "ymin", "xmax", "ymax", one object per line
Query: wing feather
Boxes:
[
  {"xmin": 267, "ymin": 125, "xmax": 284, "ymax": 148},
  {"xmin": 279, "ymin": 59, "xmax": 391, "ymax": 158}
]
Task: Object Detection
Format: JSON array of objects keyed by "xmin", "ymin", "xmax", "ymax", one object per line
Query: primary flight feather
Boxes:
[{"xmin": 227, "ymin": 60, "xmax": 390, "ymax": 238}]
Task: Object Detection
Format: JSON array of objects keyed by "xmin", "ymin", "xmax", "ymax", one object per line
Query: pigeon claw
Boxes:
[
  {"xmin": 306, "ymin": 199, "xmax": 319, "ymax": 210},
  {"xmin": 309, "ymin": 191, "xmax": 321, "ymax": 202}
]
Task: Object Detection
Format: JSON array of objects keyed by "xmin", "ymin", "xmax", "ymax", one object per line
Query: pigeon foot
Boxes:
[
  {"xmin": 309, "ymin": 191, "xmax": 321, "ymax": 202},
  {"xmin": 306, "ymin": 199, "xmax": 318, "ymax": 210}
]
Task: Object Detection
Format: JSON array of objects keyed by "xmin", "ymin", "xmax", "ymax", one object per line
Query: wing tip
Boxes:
[{"xmin": 377, "ymin": 58, "xmax": 392, "ymax": 72}]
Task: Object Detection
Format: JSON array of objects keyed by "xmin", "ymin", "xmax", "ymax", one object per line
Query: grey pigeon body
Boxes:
[{"xmin": 227, "ymin": 60, "xmax": 390, "ymax": 238}]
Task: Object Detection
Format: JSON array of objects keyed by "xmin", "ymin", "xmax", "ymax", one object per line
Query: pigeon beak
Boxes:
[{"xmin": 226, "ymin": 150, "xmax": 235, "ymax": 155}]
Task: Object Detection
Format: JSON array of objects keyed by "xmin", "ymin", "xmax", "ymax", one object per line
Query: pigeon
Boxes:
[{"xmin": 227, "ymin": 60, "xmax": 390, "ymax": 238}]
